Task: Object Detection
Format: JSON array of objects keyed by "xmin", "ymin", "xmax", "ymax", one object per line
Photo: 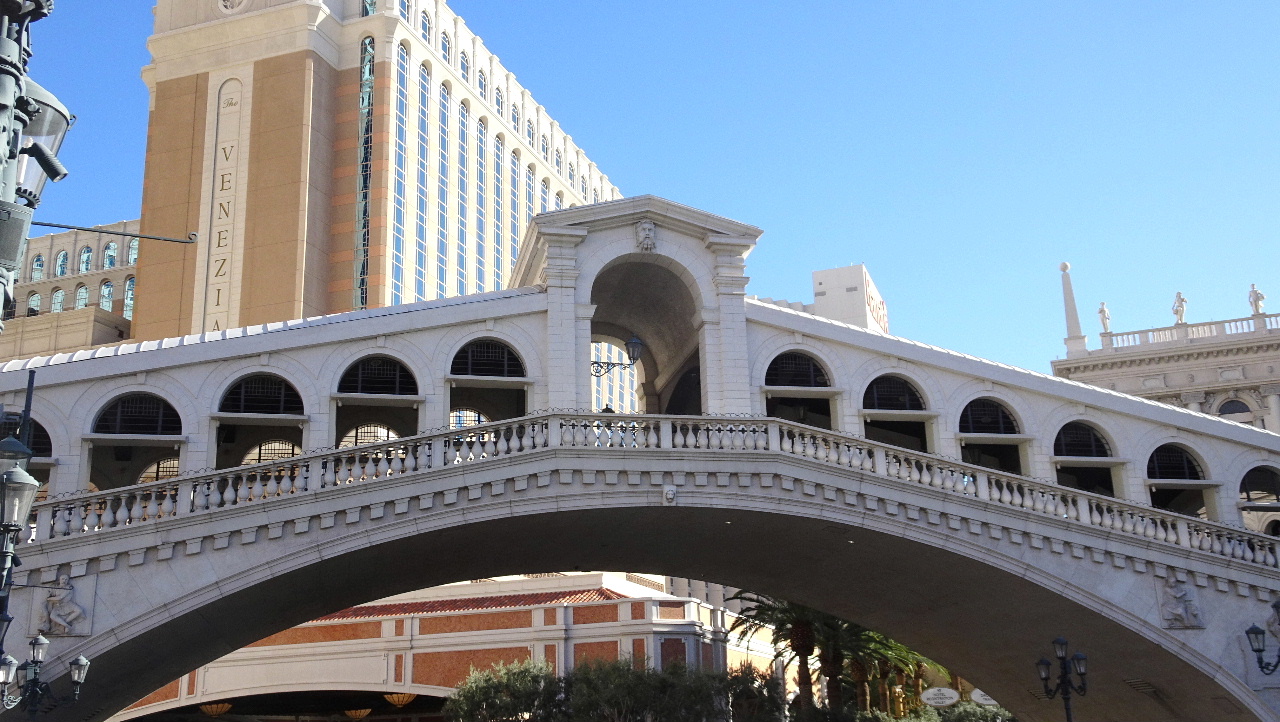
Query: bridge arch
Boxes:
[{"xmin": 30, "ymin": 452, "xmax": 1275, "ymax": 722}]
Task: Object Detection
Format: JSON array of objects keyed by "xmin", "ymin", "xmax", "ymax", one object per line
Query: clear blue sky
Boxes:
[{"xmin": 29, "ymin": 1, "xmax": 1280, "ymax": 373}]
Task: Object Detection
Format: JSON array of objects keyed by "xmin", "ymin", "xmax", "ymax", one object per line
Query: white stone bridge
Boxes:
[{"xmin": 2, "ymin": 197, "xmax": 1280, "ymax": 721}]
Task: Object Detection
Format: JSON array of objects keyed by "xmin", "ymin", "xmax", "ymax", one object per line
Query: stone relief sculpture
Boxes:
[
  {"xmin": 1097, "ymin": 302, "xmax": 1111, "ymax": 333},
  {"xmin": 220, "ymin": 0, "xmax": 248, "ymax": 12},
  {"xmin": 635, "ymin": 220, "xmax": 656, "ymax": 253},
  {"xmin": 1172, "ymin": 292, "xmax": 1188, "ymax": 325},
  {"xmin": 1159, "ymin": 578, "xmax": 1203, "ymax": 629},
  {"xmin": 38, "ymin": 575, "xmax": 87, "ymax": 636},
  {"xmin": 1250, "ymin": 284, "xmax": 1266, "ymax": 315}
]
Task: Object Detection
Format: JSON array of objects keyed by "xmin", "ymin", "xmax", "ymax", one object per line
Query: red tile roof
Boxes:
[{"xmin": 318, "ymin": 588, "xmax": 630, "ymax": 621}]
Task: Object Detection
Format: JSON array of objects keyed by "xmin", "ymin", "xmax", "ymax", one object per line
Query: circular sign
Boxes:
[
  {"xmin": 920, "ymin": 687, "xmax": 961, "ymax": 707},
  {"xmin": 970, "ymin": 689, "xmax": 999, "ymax": 706}
]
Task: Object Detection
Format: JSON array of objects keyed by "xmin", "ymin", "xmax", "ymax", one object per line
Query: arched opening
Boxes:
[
  {"xmin": 1146, "ymin": 444, "xmax": 1208, "ymax": 519},
  {"xmin": 1052, "ymin": 422, "xmax": 1116, "ymax": 497},
  {"xmin": 215, "ymin": 375, "xmax": 306, "ymax": 471},
  {"xmin": 241, "ymin": 440, "xmax": 303, "ymax": 465},
  {"xmin": 590, "ymin": 259, "xmax": 700, "ymax": 415},
  {"xmin": 591, "ymin": 341, "xmax": 639, "ymax": 413},
  {"xmin": 137, "ymin": 457, "xmax": 180, "ymax": 485},
  {"xmin": 89, "ymin": 393, "xmax": 183, "ymax": 492},
  {"xmin": 861, "ymin": 375, "xmax": 930, "ymax": 452},
  {"xmin": 763, "ymin": 352, "xmax": 832, "ymax": 430},
  {"xmin": 957, "ymin": 399, "xmax": 1024, "ymax": 475},
  {"xmin": 1239, "ymin": 466, "xmax": 1280, "ymax": 534},
  {"xmin": 335, "ymin": 357, "xmax": 420, "ymax": 446},
  {"xmin": 448, "ymin": 341, "xmax": 527, "ymax": 423},
  {"xmin": 1218, "ymin": 399, "xmax": 1255, "ymax": 425}
]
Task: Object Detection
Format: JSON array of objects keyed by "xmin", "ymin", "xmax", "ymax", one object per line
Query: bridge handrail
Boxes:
[{"xmin": 27, "ymin": 413, "xmax": 1279, "ymax": 570}]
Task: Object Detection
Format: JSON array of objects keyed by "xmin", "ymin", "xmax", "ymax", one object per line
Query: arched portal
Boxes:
[
  {"xmin": 1240, "ymin": 466, "xmax": 1280, "ymax": 534},
  {"xmin": 589, "ymin": 258, "xmax": 699, "ymax": 414},
  {"xmin": 334, "ymin": 357, "xmax": 420, "ymax": 446},
  {"xmin": 957, "ymin": 398, "xmax": 1025, "ymax": 475},
  {"xmin": 89, "ymin": 393, "xmax": 184, "ymax": 491},
  {"xmin": 1147, "ymin": 443, "xmax": 1208, "ymax": 518},
  {"xmin": 448, "ymin": 340, "xmax": 528, "ymax": 422},
  {"xmin": 1053, "ymin": 422, "xmax": 1117, "ymax": 497},
  {"xmin": 763, "ymin": 351, "xmax": 833, "ymax": 430},
  {"xmin": 861, "ymin": 375, "xmax": 930, "ymax": 451},
  {"xmin": 215, "ymin": 375, "xmax": 306, "ymax": 470}
]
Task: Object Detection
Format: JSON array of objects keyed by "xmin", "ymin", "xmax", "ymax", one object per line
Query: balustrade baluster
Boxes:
[
  {"xmin": 497, "ymin": 431, "xmax": 510, "ymax": 456},
  {"xmin": 362, "ymin": 453, "xmax": 377, "ymax": 479},
  {"xmin": 146, "ymin": 491, "xmax": 160, "ymax": 520},
  {"xmin": 86, "ymin": 501, "xmax": 101, "ymax": 531},
  {"xmin": 52, "ymin": 507, "xmax": 68, "ymax": 537},
  {"xmin": 266, "ymin": 470, "xmax": 280, "ymax": 497},
  {"xmin": 647, "ymin": 423, "xmax": 660, "ymax": 448},
  {"xmin": 390, "ymin": 447, "xmax": 404, "ymax": 474},
  {"xmin": 114, "ymin": 497, "xmax": 130, "ymax": 527},
  {"xmin": 377, "ymin": 451, "xmax": 392, "ymax": 477},
  {"xmin": 220, "ymin": 477, "xmax": 237, "ymax": 507},
  {"xmin": 76, "ymin": 503, "xmax": 90, "ymax": 534},
  {"xmin": 250, "ymin": 472, "xmax": 265, "ymax": 501}
]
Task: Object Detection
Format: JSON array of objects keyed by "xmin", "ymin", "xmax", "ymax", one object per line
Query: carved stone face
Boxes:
[{"xmin": 220, "ymin": 0, "xmax": 247, "ymax": 12}]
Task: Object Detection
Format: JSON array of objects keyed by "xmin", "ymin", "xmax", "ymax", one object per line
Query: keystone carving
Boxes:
[
  {"xmin": 219, "ymin": 0, "xmax": 248, "ymax": 12},
  {"xmin": 1160, "ymin": 578, "xmax": 1203, "ymax": 629},
  {"xmin": 635, "ymin": 220, "xmax": 656, "ymax": 253}
]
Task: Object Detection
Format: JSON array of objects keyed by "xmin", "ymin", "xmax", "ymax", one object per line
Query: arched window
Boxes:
[
  {"xmin": 127, "ymin": 237, "xmax": 139, "ymax": 265},
  {"xmin": 242, "ymin": 440, "xmax": 302, "ymax": 465},
  {"xmin": 361, "ymin": 0, "xmax": 376, "ymax": 16},
  {"xmin": 29, "ymin": 254, "xmax": 43, "ymax": 282},
  {"xmin": 103, "ymin": 241, "xmax": 118, "ymax": 269},
  {"xmin": 765, "ymin": 352, "xmax": 829, "ymax": 387},
  {"xmin": 123, "ymin": 277, "xmax": 135, "ymax": 320},
  {"xmin": 495, "ymin": 88, "xmax": 504, "ymax": 114},
  {"xmin": 0, "ymin": 417, "xmax": 53, "ymax": 458},
  {"xmin": 339, "ymin": 423, "xmax": 400, "ymax": 448},
  {"xmin": 580, "ymin": 175, "xmax": 587, "ymax": 198},
  {"xmin": 1219, "ymin": 399, "xmax": 1251, "ymax": 415},
  {"xmin": 477, "ymin": 70, "xmax": 487, "ymax": 99},
  {"xmin": 554, "ymin": 149, "xmax": 562, "ymax": 173},
  {"xmin": 593, "ymin": 189, "xmax": 599, "ymax": 204},
  {"xmin": 525, "ymin": 120, "xmax": 534, "ymax": 144},
  {"xmin": 554, "ymin": 191, "xmax": 563, "ymax": 210},
  {"xmin": 77, "ymin": 246, "xmax": 92, "ymax": 273},
  {"xmin": 138, "ymin": 457, "xmax": 180, "ymax": 484},
  {"xmin": 73, "ymin": 284, "xmax": 88, "ymax": 309},
  {"xmin": 25, "ymin": 293, "xmax": 40, "ymax": 315},
  {"xmin": 540, "ymin": 178, "xmax": 549, "ymax": 213},
  {"xmin": 397, "ymin": 0, "xmax": 408, "ymax": 20},
  {"xmin": 568, "ymin": 162, "xmax": 575, "ymax": 184},
  {"xmin": 450, "ymin": 408, "xmax": 490, "ymax": 429},
  {"xmin": 959, "ymin": 399, "xmax": 1019, "ymax": 434},
  {"xmin": 451, "ymin": 340, "xmax": 525, "ymax": 377},
  {"xmin": 419, "ymin": 11, "xmax": 431, "ymax": 43},
  {"xmin": 1053, "ymin": 422, "xmax": 1110, "ymax": 457},
  {"xmin": 1241, "ymin": 467, "xmax": 1280, "ymax": 505},
  {"xmin": 54, "ymin": 251, "xmax": 67, "ymax": 276},
  {"xmin": 863, "ymin": 376, "xmax": 924, "ymax": 410},
  {"xmin": 99, "ymin": 280, "xmax": 114, "ymax": 312},
  {"xmin": 49, "ymin": 288, "xmax": 64, "ymax": 313},
  {"xmin": 540, "ymin": 135, "xmax": 549, "ymax": 160},
  {"xmin": 338, "ymin": 357, "xmax": 418, "ymax": 395},
  {"xmin": 1146, "ymin": 444, "xmax": 1204, "ymax": 480},
  {"xmin": 220, "ymin": 374, "xmax": 304, "ymax": 415},
  {"xmin": 511, "ymin": 106, "xmax": 519, "ymax": 132},
  {"xmin": 460, "ymin": 51, "xmax": 470, "ymax": 82},
  {"xmin": 94, "ymin": 393, "xmax": 182, "ymax": 435},
  {"xmin": 440, "ymin": 32, "xmax": 451, "ymax": 63}
]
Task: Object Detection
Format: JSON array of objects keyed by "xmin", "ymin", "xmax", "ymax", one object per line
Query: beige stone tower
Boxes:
[{"xmin": 135, "ymin": 0, "xmax": 618, "ymax": 340}]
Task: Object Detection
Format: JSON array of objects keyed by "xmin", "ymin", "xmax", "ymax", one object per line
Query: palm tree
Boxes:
[{"xmin": 727, "ymin": 591, "xmax": 820, "ymax": 712}]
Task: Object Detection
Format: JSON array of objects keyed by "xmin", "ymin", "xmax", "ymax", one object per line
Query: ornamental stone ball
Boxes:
[{"xmin": 1060, "ymin": 262, "xmax": 1071, "ymax": 273}]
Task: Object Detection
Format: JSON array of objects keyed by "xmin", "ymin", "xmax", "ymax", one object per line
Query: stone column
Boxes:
[
  {"xmin": 1262, "ymin": 384, "xmax": 1280, "ymax": 433},
  {"xmin": 539, "ymin": 229, "xmax": 588, "ymax": 409},
  {"xmin": 702, "ymin": 235, "xmax": 753, "ymax": 415}
]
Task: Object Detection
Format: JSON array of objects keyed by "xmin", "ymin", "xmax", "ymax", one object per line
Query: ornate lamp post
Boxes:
[
  {"xmin": 0, "ymin": 0, "xmax": 72, "ymax": 332},
  {"xmin": 590, "ymin": 335, "xmax": 645, "ymax": 377},
  {"xmin": 1244, "ymin": 600, "xmax": 1280, "ymax": 674},
  {"xmin": 0, "ymin": 434, "xmax": 89, "ymax": 712},
  {"xmin": 1036, "ymin": 637, "xmax": 1087, "ymax": 722}
]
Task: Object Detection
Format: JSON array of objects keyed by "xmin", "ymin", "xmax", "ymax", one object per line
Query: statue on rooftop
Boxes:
[
  {"xmin": 1250, "ymin": 284, "xmax": 1266, "ymax": 315},
  {"xmin": 1097, "ymin": 302, "xmax": 1111, "ymax": 333},
  {"xmin": 1172, "ymin": 292, "xmax": 1188, "ymax": 325}
]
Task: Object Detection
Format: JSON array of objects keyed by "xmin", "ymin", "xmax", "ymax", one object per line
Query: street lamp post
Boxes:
[
  {"xmin": 0, "ymin": 0, "xmax": 71, "ymax": 333},
  {"xmin": 1244, "ymin": 600, "xmax": 1280, "ymax": 674},
  {"xmin": 1036, "ymin": 637, "xmax": 1087, "ymax": 722}
]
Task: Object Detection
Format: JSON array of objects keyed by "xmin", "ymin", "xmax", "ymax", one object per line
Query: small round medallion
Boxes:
[{"xmin": 218, "ymin": 0, "xmax": 248, "ymax": 14}]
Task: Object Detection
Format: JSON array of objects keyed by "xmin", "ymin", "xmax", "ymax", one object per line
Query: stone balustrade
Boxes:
[
  {"xmin": 29, "ymin": 413, "xmax": 1280, "ymax": 574},
  {"xmin": 1090, "ymin": 312, "xmax": 1280, "ymax": 355}
]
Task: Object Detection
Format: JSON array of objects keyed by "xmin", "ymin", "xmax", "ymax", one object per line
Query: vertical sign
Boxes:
[{"xmin": 203, "ymin": 79, "xmax": 242, "ymax": 332}]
